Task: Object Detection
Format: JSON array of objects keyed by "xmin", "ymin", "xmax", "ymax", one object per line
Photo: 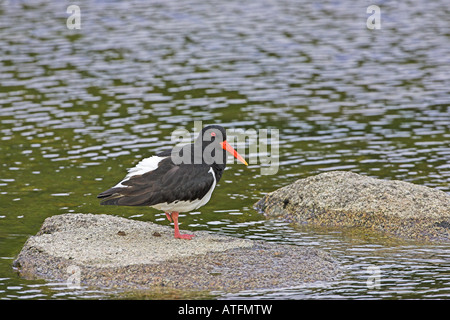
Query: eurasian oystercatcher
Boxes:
[{"xmin": 97, "ymin": 125, "xmax": 248, "ymax": 240}]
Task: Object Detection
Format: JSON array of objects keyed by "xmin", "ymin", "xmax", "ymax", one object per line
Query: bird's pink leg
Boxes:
[
  {"xmin": 165, "ymin": 212, "xmax": 172, "ymax": 222},
  {"xmin": 171, "ymin": 212, "xmax": 194, "ymax": 240}
]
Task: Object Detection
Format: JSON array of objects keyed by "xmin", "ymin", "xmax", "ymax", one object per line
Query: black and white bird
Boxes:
[{"xmin": 97, "ymin": 125, "xmax": 248, "ymax": 239}]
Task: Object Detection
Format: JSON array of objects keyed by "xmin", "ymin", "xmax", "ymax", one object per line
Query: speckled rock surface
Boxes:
[
  {"xmin": 13, "ymin": 213, "xmax": 341, "ymax": 292},
  {"xmin": 255, "ymin": 171, "xmax": 450, "ymax": 242}
]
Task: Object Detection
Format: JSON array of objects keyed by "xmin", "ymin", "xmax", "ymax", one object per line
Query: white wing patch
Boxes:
[{"xmin": 114, "ymin": 156, "xmax": 167, "ymax": 188}]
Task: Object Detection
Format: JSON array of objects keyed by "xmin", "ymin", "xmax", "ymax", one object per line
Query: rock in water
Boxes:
[
  {"xmin": 13, "ymin": 213, "xmax": 341, "ymax": 292},
  {"xmin": 255, "ymin": 171, "xmax": 450, "ymax": 242}
]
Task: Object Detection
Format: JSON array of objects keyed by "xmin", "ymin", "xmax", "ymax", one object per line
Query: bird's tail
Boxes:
[
  {"xmin": 97, "ymin": 187, "xmax": 125, "ymax": 205},
  {"xmin": 97, "ymin": 187, "xmax": 151, "ymax": 206}
]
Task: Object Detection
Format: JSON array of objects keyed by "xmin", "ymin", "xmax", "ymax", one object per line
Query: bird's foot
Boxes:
[{"xmin": 174, "ymin": 232, "xmax": 195, "ymax": 240}]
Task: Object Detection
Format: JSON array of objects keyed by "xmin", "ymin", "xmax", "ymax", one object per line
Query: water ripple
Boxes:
[{"xmin": 0, "ymin": 0, "xmax": 449, "ymax": 299}]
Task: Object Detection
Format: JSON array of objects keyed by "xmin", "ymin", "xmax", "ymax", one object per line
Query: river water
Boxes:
[{"xmin": 0, "ymin": 0, "xmax": 449, "ymax": 299}]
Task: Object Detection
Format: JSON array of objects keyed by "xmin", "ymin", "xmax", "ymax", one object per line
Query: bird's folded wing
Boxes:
[{"xmin": 97, "ymin": 158, "xmax": 215, "ymax": 207}]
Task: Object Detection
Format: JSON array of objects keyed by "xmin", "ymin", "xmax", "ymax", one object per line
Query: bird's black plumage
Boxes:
[{"xmin": 97, "ymin": 125, "xmax": 228, "ymax": 210}]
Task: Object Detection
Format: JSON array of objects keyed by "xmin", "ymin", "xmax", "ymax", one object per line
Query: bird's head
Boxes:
[{"xmin": 196, "ymin": 125, "xmax": 248, "ymax": 166}]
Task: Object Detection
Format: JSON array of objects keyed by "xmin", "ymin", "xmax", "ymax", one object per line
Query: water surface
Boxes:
[{"xmin": 0, "ymin": 0, "xmax": 449, "ymax": 299}]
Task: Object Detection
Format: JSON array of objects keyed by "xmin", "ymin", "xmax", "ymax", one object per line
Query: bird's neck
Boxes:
[{"xmin": 211, "ymin": 162, "xmax": 226, "ymax": 182}]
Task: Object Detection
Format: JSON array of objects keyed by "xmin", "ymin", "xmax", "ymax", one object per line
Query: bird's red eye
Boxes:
[{"xmin": 211, "ymin": 132, "xmax": 216, "ymax": 137}]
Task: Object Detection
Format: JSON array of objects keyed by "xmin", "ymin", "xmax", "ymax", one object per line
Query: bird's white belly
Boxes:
[
  {"xmin": 152, "ymin": 199, "xmax": 205, "ymax": 212},
  {"xmin": 152, "ymin": 167, "xmax": 217, "ymax": 213}
]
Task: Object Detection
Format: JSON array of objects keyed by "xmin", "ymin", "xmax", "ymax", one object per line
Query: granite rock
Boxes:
[
  {"xmin": 255, "ymin": 171, "xmax": 450, "ymax": 242},
  {"xmin": 13, "ymin": 213, "xmax": 341, "ymax": 292}
]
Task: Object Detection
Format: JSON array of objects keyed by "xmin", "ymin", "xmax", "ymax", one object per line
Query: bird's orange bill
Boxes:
[{"xmin": 220, "ymin": 141, "xmax": 248, "ymax": 166}]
